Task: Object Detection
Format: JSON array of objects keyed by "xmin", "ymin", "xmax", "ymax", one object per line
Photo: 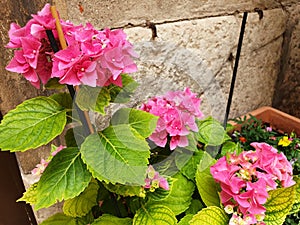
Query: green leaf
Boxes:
[
  {"xmin": 35, "ymin": 147, "xmax": 91, "ymax": 210},
  {"xmin": 185, "ymin": 199, "xmax": 204, "ymax": 215},
  {"xmin": 133, "ymin": 204, "xmax": 177, "ymax": 225},
  {"xmin": 264, "ymin": 185, "xmax": 296, "ymax": 225},
  {"xmin": 17, "ymin": 182, "xmax": 38, "ymax": 205},
  {"xmin": 75, "ymin": 85, "xmax": 111, "ymax": 115},
  {"xmin": 147, "ymin": 177, "xmax": 172, "ymax": 201},
  {"xmin": 189, "ymin": 206, "xmax": 229, "ymax": 225},
  {"xmin": 152, "ymin": 134, "xmax": 197, "ymax": 177},
  {"xmin": 103, "ymin": 182, "xmax": 146, "ymax": 198},
  {"xmin": 111, "ymin": 108, "xmax": 158, "ymax": 138},
  {"xmin": 0, "ymin": 96, "xmax": 66, "ymax": 151},
  {"xmin": 81, "ymin": 124, "xmax": 150, "ymax": 185},
  {"xmin": 44, "ymin": 78, "xmax": 66, "ymax": 89},
  {"xmin": 91, "ymin": 214, "xmax": 132, "ymax": 225},
  {"xmin": 196, "ymin": 151, "xmax": 220, "ymax": 207},
  {"xmin": 196, "ymin": 117, "xmax": 229, "ymax": 146},
  {"xmin": 77, "ymin": 211, "xmax": 95, "ymax": 225},
  {"xmin": 220, "ymin": 141, "xmax": 243, "ymax": 156},
  {"xmin": 109, "ymin": 74, "xmax": 139, "ymax": 103},
  {"xmin": 65, "ymin": 126, "xmax": 86, "ymax": 147},
  {"xmin": 181, "ymin": 150, "xmax": 204, "ymax": 180},
  {"xmin": 50, "ymin": 92, "xmax": 73, "ymax": 110},
  {"xmin": 39, "ymin": 213, "xmax": 77, "ymax": 225},
  {"xmin": 63, "ymin": 179, "xmax": 99, "ymax": 217},
  {"xmin": 289, "ymin": 176, "xmax": 300, "ymax": 214},
  {"xmin": 177, "ymin": 214, "xmax": 194, "ymax": 225},
  {"xmin": 152, "ymin": 173, "xmax": 195, "ymax": 215}
]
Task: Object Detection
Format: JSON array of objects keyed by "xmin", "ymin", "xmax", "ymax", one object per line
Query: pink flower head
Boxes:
[
  {"xmin": 30, "ymin": 3, "xmax": 56, "ymax": 37},
  {"xmin": 141, "ymin": 88, "xmax": 203, "ymax": 150},
  {"xmin": 144, "ymin": 165, "xmax": 169, "ymax": 191},
  {"xmin": 31, "ymin": 159, "xmax": 49, "ymax": 176},
  {"xmin": 6, "ymin": 3, "xmax": 138, "ymax": 89},
  {"xmin": 265, "ymin": 127, "xmax": 272, "ymax": 132},
  {"xmin": 211, "ymin": 142, "xmax": 295, "ymax": 224},
  {"xmin": 6, "ymin": 22, "xmax": 31, "ymax": 48},
  {"xmin": 51, "ymin": 145, "xmax": 66, "ymax": 156}
]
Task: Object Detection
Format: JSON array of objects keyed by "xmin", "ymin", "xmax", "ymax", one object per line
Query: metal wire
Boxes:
[{"xmin": 223, "ymin": 12, "xmax": 248, "ymax": 128}]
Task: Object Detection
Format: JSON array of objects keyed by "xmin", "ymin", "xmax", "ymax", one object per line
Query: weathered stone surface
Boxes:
[
  {"xmin": 273, "ymin": 3, "xmax": 300, "ymax": 118},
  {"xmin": 123, "ymin": 8, "xmax": 286, "ymax": 120},
  {"xmin": 63, "ymin": 0, "xmax": 294, "ymax": 28}
]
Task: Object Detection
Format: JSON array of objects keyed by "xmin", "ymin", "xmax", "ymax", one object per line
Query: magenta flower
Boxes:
[
  {"xmin": 211, "ymin": 142, "xmax": 295, "ymax": 224},
  {"xmin": 6, "ymin": 49, "xmax": 41, "ymax": 88},
  {"xmin": 5, "ymin": 4, "xmax": 138, "ymax": 89},
  {"xmin": 30, "ymin": 3, "xmax": 56, "ymax": 36},
  {"xmin": 141, "ymin": 88, "xmax": 203, "ymax": 150},
  {"xmin": 6, "ymin": 23, "xmax": 31, "ymax": 49}
]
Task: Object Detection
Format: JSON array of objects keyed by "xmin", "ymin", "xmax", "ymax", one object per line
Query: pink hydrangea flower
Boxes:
[
  {"xmin": 144, "ymin": 165, "xmax": 169, "ymax": 191},
  {"xmin": 31, "ymin": 145, "xmax": 66, "ymax": 176},
  {"xmin": 211, "ymin": 142, "xmax": 295, "ymax": 224},
  {"xmin": 141, "ymin": 88, "xmax": 203, "ymax": 150},
  {"xmin": 6, "ymin": 4, "xmax": 137, "ymax": 89},
  {"xmin": 31, "ymin": 159, "xmax": 49, "ymax": 176}
]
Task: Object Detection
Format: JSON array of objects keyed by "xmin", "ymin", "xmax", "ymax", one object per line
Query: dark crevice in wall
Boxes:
[{"xmin": 272, "ymin": 2, "xmax": 300, "ymax": 117}]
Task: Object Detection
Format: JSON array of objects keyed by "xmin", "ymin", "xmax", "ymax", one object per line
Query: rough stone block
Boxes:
[
  {"xmin": 123, "ymin": 9, "xmax": 286, "ymax": 120},
  {"xmin": 61, "ymin": 0, "xmax": 291, "ymax": 28}
]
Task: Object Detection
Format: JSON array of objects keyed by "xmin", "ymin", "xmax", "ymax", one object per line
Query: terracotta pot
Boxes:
[{"xmin": 230, "ymin": 106, "xmax": 300, "ymax": 135}]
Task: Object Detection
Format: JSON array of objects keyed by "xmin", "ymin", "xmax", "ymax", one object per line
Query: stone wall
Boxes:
[
  {"xmin": 0, "ymin": 0, "xmax": 299, "ymax": 223},
  {"xmin": 55, "ymin": 0, "xmax": 296, "ymax": 121},
  {"xmin": 273, "ymin": 2, "xmax": 300, "ymax": 118}
]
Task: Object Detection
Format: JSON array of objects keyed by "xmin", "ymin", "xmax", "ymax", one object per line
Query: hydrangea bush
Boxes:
[{"xmin": 1, "ymin": 4, "xmax": 300, "ymax": 225}]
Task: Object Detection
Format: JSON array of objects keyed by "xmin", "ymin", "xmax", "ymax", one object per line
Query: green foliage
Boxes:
[
  {"xmin": 147, "ymin": 177, "xmax": 172, "ymax": 201},
  {"xmin": 111, "ymin": 107, "xmax": 158, "ymax": 138},
  {"xmin": 177, "ymin": 214, "xmax": 194, "ymax": 225},
  {"xmin": 91, "ymin": 214, "xmax": 132, "ymax": 225},
  {"xmin": 196, "ymin": 116, "xmax": 230, "ymax": 146},
  {"xmin": 133, "ymin": 204, "xmax": 177, "ymax": 225},
  {"xmin": 45, "ymin": 78, "xmax": 66, "ymax": 89},
  {"xmin": 151, "ymin": 134, "xmax": 197, "ymax": 177},
  {"xmin": 35, "ymin": 147, "xmax": 92, "ymax": 210},
  {"xmin": 50, "ymin": 92, "xmax": 73, "ymax": 111},
  {"xmin": 108, "ymin": 74, "xmax": 139, "ymax": 103},
  {"xmin": 18, "ymin": 182, "xmax": 38, "ymax": 205},
  {"xmin": 39, "ymin": 213, "xmax": 78, "ymax": 225},
  {"xmin": 185, "ymin": 199, "xmax": 204, "ymax": 215},
  {"xmin": 80, "ymin": 125, "xmax": 150, "ymax": 185},
  {"xmin": 75, "ymin": 86, "xmax": 111, "ymax": 115},
  {"xmin": 196, "ymin": 151, "xmax": 220, "ymax": 207},
  {"xmin": 264, "ymin": 185, "xmax": 296, "ymax": 225},
  {"xmin": 220, "ymin": 141, "xmax": 242, "ymax": 156},
  {"xmin": 103, "ymin": 182, "xmax": 146, "ymax": 198},
  {"xmin": 289, "ymin": 177, "xmax": 300, "ymax": 214},
  {"xmin": 150, "ymin": 173, "xmax": 195, "ymax": 216},
  {"xmin": 181, "ymin": 150, "xmax": 204, "ymax": 180},
  {"xmin": 63, "ymin": 179, "xmax": 99, "ymax": 217},
  {"xmin": 0, "ymin": 96, "xmax": 66, "ymax": 151},
  {"xmin": 189, "ymin": 206, "xmax": 229, "ymax": 225},
  {"xmin": 96, "ymin": 182, "xmax": 129, "ymax": 217}
]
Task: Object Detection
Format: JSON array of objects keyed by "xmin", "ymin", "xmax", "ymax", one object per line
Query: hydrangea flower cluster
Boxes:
[
  {"xmin": 210, "ymin": 142, "xmax": 295, "ymax": 225},
  {"xmin": 6, "ymin": 4, "xmax": 137, "ymax": 89},
  {"xmin": 140, "ymin": 88, "xmax": 203, "ymax": 150},
  {"xmin": 144, "ymin": 165, "xmax": 169, "ymax": 191}
]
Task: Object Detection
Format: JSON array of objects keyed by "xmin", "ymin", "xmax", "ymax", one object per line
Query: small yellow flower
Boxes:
[{"xmin": 278, "ymin": 136, "xmax": 292, "ymax": 147}]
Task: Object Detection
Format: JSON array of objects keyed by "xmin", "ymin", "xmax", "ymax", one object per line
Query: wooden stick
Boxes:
[{"xmin": 50, "ymin": 5, "xmax": 95, "ymax": 134}]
